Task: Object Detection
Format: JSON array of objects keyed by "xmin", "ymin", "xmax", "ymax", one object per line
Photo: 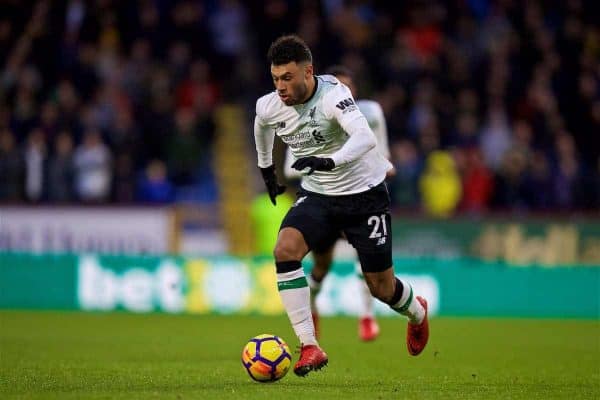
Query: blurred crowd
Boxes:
[{"xmin": 0, "ymin": 0, "xmax": 598, "ymax": 213}]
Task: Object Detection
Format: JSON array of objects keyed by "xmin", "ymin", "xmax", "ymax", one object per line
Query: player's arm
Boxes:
[
  {"xmin": 283, "ymin": 146, "xmax": 302, "ymax": 180},
  {"xmin": 330, "ymin": 110, "xmax": 376, "ymax": 167},
  {"xmin": 371, "ymin": 102, "xmax": 396, "ymax": 177},
  {"xmin": 291, "ymin": 86, "xmax": 376, "ymax": 174},
  {"xmin": 254, "ymin": 105, "xmax": 286, "ymax": 205}
]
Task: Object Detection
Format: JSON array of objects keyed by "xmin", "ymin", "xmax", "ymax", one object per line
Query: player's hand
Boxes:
[
  {"xmin": 259, "ymin": 165, "xmax": 286, "ymax": 205},
  {"xmin": 291, "ymin": 157, "xmax": 335, "ymax": 175}
]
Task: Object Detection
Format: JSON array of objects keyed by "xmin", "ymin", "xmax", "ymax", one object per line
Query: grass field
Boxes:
[{"xmin": 1, "ymin": 311, "xmax": 598, "ymax": 399}]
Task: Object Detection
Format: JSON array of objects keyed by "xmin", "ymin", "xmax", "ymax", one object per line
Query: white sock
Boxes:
[
  {"xmin": 278, "ymin": 269, "xmax": 318, "ymax": 346},
  {"xmin": 391, "ymin": 279, "xmax": 425, "ymax": 324}
]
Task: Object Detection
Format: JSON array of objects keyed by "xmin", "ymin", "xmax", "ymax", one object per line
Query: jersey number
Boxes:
[{"xmin": 368, "ymin": 215, "xmax": 387, "ymax": 238}]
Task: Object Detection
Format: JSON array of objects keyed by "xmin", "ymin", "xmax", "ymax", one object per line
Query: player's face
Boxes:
[
  {"xmin": 271, "ymin": 62, "xmax": 313, "ymax": 106},
  {"xmin": 336, "ymin": 74, "xmax": 356, "ymax": 97}
]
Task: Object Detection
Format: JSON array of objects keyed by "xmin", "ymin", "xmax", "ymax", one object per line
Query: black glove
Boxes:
[
  {"xmin": 291, "ymin": 157, "xmax": 335, "ymax": 175},
  {"xmin": 259, "ymin": 165, "xmax": 286, "ymax": 205}
]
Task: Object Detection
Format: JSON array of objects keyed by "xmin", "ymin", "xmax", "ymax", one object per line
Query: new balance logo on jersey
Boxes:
[
  {"xmin": 376, "ymin": 237, "xmax": 386, "ymax": 246},
  {"xmin": 335, "ymin": 98, "xmax": 355, "ymax": 110},
  {"xmin": 274, "ymin": 121, "xmax": 286, "ymax": 135}
]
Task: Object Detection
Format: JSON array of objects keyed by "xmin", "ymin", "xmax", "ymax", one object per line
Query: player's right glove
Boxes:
[
  {"xmin": 259, "ymin": 165, "xmax": 286, "ymax": 205},
  {"xmin": 291, "ymin": 156, "xmax": 335, "ymax": 175}
]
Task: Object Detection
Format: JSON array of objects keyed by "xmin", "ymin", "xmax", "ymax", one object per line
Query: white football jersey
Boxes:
[{"xmin": 255, "ymin": 75, "xmax": 389, "ymax": 195}]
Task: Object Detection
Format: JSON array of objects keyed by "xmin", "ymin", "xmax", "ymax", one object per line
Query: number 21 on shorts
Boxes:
[{"xmin": 368, "ymin": 214, "xmax": 387, "ymax": 239}]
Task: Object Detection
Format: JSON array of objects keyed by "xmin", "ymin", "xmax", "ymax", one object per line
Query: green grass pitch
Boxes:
[{"xmin": 1, "ymin": 311, "xmax": 598, "ymax": 399}]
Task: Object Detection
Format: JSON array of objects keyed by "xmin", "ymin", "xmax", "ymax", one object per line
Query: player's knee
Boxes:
[
  {"xmin": 274, "ymin": 228, "xmax": 308, "ymax": 261},
  {"xmin": 273, "ymin": 239, "xmax": 302, "ymax": 261},
  {"xmin": 273, "ymin": 242, "xmax": 300, "ymax": 261}
]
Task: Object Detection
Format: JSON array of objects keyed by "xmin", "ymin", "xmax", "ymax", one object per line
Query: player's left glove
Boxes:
[{"xmin": 291, "ymin": 157, "xmax": 335, "ymax": 175}]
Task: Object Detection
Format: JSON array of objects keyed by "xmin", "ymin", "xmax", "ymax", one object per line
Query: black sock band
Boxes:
[
  {"xmin": 276, "ymin": 260, "xmax": 302, "ymax": 273},
  {"xmin": 388, "ymin": 278, "xmax": 404, "ymax": 306}
]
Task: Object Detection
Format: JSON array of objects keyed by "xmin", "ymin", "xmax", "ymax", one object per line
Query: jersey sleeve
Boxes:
[
  {"xmin": 322, "ymin": 83, "xmax": 364, "ymax": 127},
  {"xmin": 283, "ymin": 146, "xmax": 302, "ymax": 179},
  {"xmin": 254, "ymin": 99, "xmax": 274, "ymax": 168},
  {"xmin": 371, "ymin": 102, "xmax": 390, "ymax": 159},
  {"xmin": 323, "ymin": 84, "xmax": 377, "ymax": 166}
]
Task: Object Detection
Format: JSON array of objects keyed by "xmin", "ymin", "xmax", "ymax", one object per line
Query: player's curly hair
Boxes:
[{"xmin": 267, "ymin": 35, "xmax": 312, "ymax": 65}]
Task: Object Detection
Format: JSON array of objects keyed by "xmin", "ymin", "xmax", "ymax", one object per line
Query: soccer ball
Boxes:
[{"xmin": 241, "ymin": 334, "xmax": 292, "ymax": 382}]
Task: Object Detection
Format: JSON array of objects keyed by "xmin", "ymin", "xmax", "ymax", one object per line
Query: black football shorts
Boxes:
[{"xmin": 280, "ymin": 182, "xmax": 392, "ymax": 273}]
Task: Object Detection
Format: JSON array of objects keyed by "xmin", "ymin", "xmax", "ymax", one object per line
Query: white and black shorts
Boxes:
[{"xmin": 280, "ymin": 182, "xmax": 392, "ymax": 273}]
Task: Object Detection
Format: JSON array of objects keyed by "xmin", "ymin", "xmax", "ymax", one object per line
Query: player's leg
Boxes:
[
  {"xmin": 308, "ymin": 247, "xmax": 334, "ymax": 291},
  {"xmin": 277, "ymin": 193, "xmax": 337, "ymax": 376},
  {"xmin": 361, "ymin": 267, "xmax": 428, "ymax": 354},
  {"xmin": 355, "ymin": 261, "xmax": 379, "ymax": 341},
  {"xmin": 342, "ymin": 182, "xmax": 429, "ymax": 355},
  {"xmin": 273, "ymin": 226, "xmax": 313, "ymax": 344},
  {"xmin": 274, "ymin": 227, "xmax": 328, "ymax": 376},
  {"xmin": 306, "ymin": 244, "xmax": 335, "ymax": 339}
]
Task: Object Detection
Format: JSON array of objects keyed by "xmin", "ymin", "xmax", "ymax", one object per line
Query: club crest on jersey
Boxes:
[
  {"xmin": 308, "ymin": 106, "xmax": 318, "ymax": 126},
  {"xmin": 335, "ymin": 98, "xmax": 357, "ymax": 113}
]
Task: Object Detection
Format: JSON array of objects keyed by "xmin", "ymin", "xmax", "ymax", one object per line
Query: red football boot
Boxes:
[
  {"xmin": 359, "ymin": 316, "xmax": 380, "ymax": 341},
  {"xmin": 407, "ymin": 296, "xmax": 429, "ymax": 356},
  {"xmin": 293, "ymin": 344, "xmax": 328, "ymax": 377}
]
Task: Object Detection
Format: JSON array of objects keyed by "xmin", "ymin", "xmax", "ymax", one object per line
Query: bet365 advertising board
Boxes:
[{"xmin": 0, "ymin": 252, "xmax": 598, "ymax": 318}]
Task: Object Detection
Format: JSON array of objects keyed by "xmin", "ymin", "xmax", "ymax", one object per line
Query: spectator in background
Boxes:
[
  {"xmin": 0, "ymin": 0, "xmax": 597, "ymax": 212},
  {"xmin": 492, "ymin": 148, "xmax": 528, "ymax": 209},
  {"xmin": 451, "ymin": 112, "xmax": 479, "ymax": 148},
  {"xmin": 553, "ymin": 132, "xmax": 583, "ymax": 210},
  {"xmin": 389, "ymin": 139, "xmax": 420, "ymax": 208},
  {"xmin": 419, "ymin": 151, "xmax": 462, "ymax": 218},
  {"xmin": 54, "ymin": 80, "xmax": 81, "ymax": 137},
  {"xmin": 523, "ymin": 150, "xmax": 553, "ymax": 209},
  {"xmin": 109, "ymin": 109, "xmax": 141, "ymax": 167},
  {"xmin": 208, "ymin": 0, "xmax": 249, "ymax": 81},
  {"xmin": 460, "ymin": 148, "xmax": 494, "ymax": 213},
  {"xmin": 479, "ymin": 105, "xmax": 512, "ymax": 171},
  {"xmin": 136, "ymin": 159, "xmax": 174, "ymax": 204},
  {"xmin": 23, "ymin": 128, "xmax": 46, "ymax": 202},
  {"xmin": 38, "ymin": 100, "xmax": 60, "ymax": 141},
  {"xmin": 0, "ymin": 129, "xmax": 24, "ymax": 201},
  {"xmin": 112, "ymin": 153, "xmax": 135, "ymax": 203},
  {"xmin": 47, "ymin": 130, "xmax": 74, "ymax": 202},
  {"xmin": 73, "ymin": 129, "xmax": 112, "ymax": 202},
  {"xmin": 166, "ymin": 108, "xmax": 204, "ymax": 185},
  {"xmin": 175, "ymin": 59, "xmax": 219, "ymax": 112}
]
